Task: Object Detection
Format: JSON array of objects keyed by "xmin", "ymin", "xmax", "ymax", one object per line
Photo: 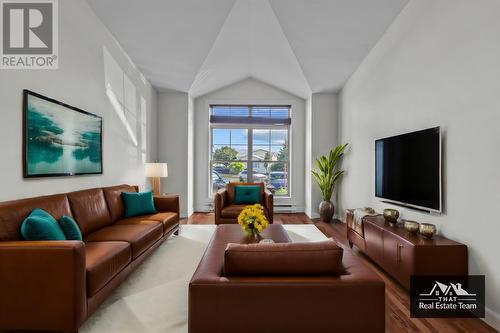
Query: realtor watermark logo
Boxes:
[
  {"xmin": 0, "ymin": 0, "xmax": 58, "ymax": 69},
  {"xmin": 411, "ymin": 275, "xmax": 485, "ymax": 318}
]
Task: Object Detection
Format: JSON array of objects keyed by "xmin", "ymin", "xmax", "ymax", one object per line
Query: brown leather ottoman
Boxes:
[{"xmin": 189, "ymin": 224, "xmax": 385, "ymax": 333}]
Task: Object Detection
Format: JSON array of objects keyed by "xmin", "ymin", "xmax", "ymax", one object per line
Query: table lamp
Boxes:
[{"xmin": 145, "ymin": 162, "xmax": 168, "ymax": 195}]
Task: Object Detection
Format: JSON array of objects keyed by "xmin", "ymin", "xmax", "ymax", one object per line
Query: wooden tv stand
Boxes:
[{"xmin": 346, "ymin": 210, "xmax": 468, "ymax": 290}]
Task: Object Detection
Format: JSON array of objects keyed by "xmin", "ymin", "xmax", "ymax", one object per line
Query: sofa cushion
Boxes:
[
  {"xmin": 103, "ymin": 185, "xmax": 137, "ymax": 222},
  {"xmin": 85, "ymin": 241, "xmax": 131, "ymax": 296},
  {"xmin": 122, "ymin": 191, "xmax": 157, "ymax": 218},
  {"xmin": 0, "ymin": 194, "xmax": 72, "ymax": 241},
  {"xmin": 234, "ymin": 185, "xmax": 261, "ymax": 204},
  {"xmin": 58, "ymin": 215, "xmax": 83, "ymax": 241},
  {"xmin": 20, "ymin": 209, "xmax": 66, "ymax": 241},
  {"xmin": 116, "ymin": 212, "xmax": 178, "ymax": 234},
  {"xmin": 67, "ymin": 188, "xmax": 112, "ymax": 236},
  {"xmin": 221, "ymin": 205, "xmax": 268, "ymax": 218},
  {"xmin": 145, "ymin": 212, "xmax": 179, "ymax": 233},
  {"xmin": 223, "ymin": 239, "xmax": 344, "ymax": 276},
  {"xmin": 85, "ymin": 224, "xmax": 162, "ymax": 259},
  {"xmin": 115, "ymin": 216, "xmax": 162, "ymax": 227},
  {"xmin": 220, "ymin": 205, "xmax": 246, "ymax": 218},
  {"xmin": 226, "ymin": 182, "xmax": 265, "ymax": 204}
]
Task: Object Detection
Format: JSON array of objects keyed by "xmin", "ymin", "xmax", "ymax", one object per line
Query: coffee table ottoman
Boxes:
[{"xmin": 189, "ymin": 224, "xmax": 385, "ymax": 333}]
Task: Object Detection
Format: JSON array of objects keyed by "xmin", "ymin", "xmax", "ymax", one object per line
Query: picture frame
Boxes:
[{"xmin": 23, "ymin": 89, "xmax": 103, "ymax": 178}]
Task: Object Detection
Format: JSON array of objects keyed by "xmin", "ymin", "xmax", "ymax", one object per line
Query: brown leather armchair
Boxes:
[{"xmin": 214, "ymin": 182, "xmax": 273, "ymax": 225}]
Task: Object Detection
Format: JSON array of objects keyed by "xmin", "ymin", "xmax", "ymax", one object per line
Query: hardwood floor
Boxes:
[{"xmin": 182, "ymin": 213, "xmax": 497, "ymax": 333}]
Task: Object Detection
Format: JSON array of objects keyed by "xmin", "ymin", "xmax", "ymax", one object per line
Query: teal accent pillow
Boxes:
[
  {"xmin": 21, "ymin": 208, "xmax": 66, "ymax": 241},
  {"xmin": 58, "ymin": 215, "xmax": 82, "ymax": 241},
  {"xmin": 234, "ymin": 186, "xmax": 261, "ymax": 204},
  {"xmin": 122, "ymin": 191, "xmax": 157, "ymax": 218}
]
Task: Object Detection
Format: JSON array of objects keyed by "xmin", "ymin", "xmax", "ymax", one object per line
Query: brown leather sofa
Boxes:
[
  {"xmin": 189, "ymin": 224, "xmax": 385, "ymax": 333},
  {"xmin": 214, "ymin": 182, "xmax": 273, "ymax": 225},
  {"xmin": 0, "ymin": 184, "xmax": 179, "ymax": 333}
]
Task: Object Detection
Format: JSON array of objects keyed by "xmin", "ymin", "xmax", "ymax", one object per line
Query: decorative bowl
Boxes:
[
  {"xmin": 383, "ymin": 209, "xmax": 399, "ymax": 225},
  {"xmin": 419, "ymin": 223, "xmax": 437, "ymax": 238},
  {"xmin": 404, "ymin": 220, "xmax": 420, "ymax": 233}
]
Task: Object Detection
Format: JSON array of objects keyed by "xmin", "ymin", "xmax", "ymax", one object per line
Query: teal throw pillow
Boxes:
[
  {"xmin": 21, "ymin": 208, "xmax": 66, "ymax": 241},
  {"xmin": 234, "ymin": 185, "xmax": 261, "ymax": 204},
  {"xmin": 58, "ymin": 215, "xmax": 83, "ymax": 241},
  {"xmin": 122, "ymin": 191, "xmax": 157, "ymax": 218}
]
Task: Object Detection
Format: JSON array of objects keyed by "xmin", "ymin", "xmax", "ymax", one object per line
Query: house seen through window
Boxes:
[{"xmin": 210, "ymin": 105, "xmax": 291, "ymax": 196}]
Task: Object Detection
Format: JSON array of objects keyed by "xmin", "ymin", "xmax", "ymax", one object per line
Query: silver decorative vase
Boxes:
[{"xmin": 319, "ymin": 201, "xmax": 335, "ymax": 222}]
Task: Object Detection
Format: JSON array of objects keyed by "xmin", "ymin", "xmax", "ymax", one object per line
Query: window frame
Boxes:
[{"xmin": 209, "ymin": 105, "xmax": 291, "ymax": 198}]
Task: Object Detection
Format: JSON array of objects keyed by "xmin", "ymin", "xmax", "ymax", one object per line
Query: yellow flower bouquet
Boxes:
[{"xmin": 237, "ymin": 204, "xmax": 269, "ymax": 237}]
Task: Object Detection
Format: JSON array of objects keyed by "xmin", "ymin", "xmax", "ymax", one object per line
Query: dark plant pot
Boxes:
[{"xmin": 319, "ymin": 201, "xmax": 335, "ymax": 222}]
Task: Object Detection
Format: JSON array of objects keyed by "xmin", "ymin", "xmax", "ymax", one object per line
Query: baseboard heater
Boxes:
[{"xmin": 274, "ymin": 204, "xmax": 297, "ymax": 213}]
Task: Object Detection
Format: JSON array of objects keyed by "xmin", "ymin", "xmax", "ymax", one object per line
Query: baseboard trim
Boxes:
[
  {"xmin": 305, "ymin": 213, "xmax": 342, "ymax": 220},
  {"xmin": 308, "ymin": 212, "xmax": 320, "ymax": 219},
  {"xmin": 194, "ymin": 206, "xmax": 211, "ymax": 213},
  {"xmin": 484, "ymin": 307, "xmax": 500, "ymax": 331}
]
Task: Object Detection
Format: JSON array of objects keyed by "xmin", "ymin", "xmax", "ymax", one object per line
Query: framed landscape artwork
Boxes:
[{"xmin": 23, "ymin": 90, "xmax": 103, "ymax": 178}]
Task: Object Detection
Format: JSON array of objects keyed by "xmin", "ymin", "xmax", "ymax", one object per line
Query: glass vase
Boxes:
[{"xmin": 248, "ymin": 229, "xmax": 261, "ymax": 242}]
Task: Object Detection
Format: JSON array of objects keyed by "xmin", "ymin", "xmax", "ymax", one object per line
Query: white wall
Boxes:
[
  {"xmin": 339, "ymin": 0, "xmax": 500, "ymax": 328},
  {"xmin": 158, "ymin": 91, "xmax": 190, "ymax": 217},
  {"xmin": 305, "ymin": 93, "xmax": 339, "ymax": 218},
  {"xmin": 187, "ymin": 95, "xmax": 195, "ymax": 216},
  {"xmin": 304, "ymin": 97, "xmax": 313, "ymax": 216},
  {"xmin": 0, "ymin": 0, "xmax": 157, "ymax": 201},
  {"xmin": 194, "ymin": 78, "xmax": 306, "ymax": 212}
]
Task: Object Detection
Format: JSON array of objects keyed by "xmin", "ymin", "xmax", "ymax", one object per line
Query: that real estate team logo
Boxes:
[
  {"xmin": 0, "ymin": 0, "xmax": 58, "ymax": 69},
  {"xmin": 411, "ymin": 275, "xmax": 485, "ymax": 318}
]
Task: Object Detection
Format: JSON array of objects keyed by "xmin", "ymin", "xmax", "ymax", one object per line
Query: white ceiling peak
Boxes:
[
  {"xmin": 86, "ymin": 0, "xmax": 408, "ymax": 97},
  {"xmin": 86, "ymin": 0, "xmax": 236, "ymax": 92},
  {"xmin": 189, "ymin": 0, "xmax": 311, "ymax": 98},
  {"xmin": 270, "ymin": 0, "xmax": 409, "ymax": 93}
]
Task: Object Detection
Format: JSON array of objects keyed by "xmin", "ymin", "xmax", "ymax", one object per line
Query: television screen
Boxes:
[{"xmin": 375, "ymin": 127, "xmax": 441, "ymax": 212}]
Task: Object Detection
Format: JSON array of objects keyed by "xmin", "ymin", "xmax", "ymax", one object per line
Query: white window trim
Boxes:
[{"xmin": 208, "ymin": 105, "xmax": 292, "ymax": 198}]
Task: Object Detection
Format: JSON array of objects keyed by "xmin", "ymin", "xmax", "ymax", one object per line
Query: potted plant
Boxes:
[{"xmin": 312, "ymin": 143, "xmax": 348, "ymax": 222}]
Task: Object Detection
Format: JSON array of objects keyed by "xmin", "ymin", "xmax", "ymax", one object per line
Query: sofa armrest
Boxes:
[
  {"xmin": 0, "ymin": 241, "xmax": 87, "ymax": 332},
  {"xmin": 215, "ymin": 188, "xmax": 228, "ymax": 208},
  {"xmin": 154, "ymin": 195, "xmax": 180, "ymax": 215},
  {"xmin": 214, "ymin": 189, "xmax": 228, "ymax": 224},
  {"xmin": 264, "ymin": 189, "xmax": 273, "ymax": 224}
]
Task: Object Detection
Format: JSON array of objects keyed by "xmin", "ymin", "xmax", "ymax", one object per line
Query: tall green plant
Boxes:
[{"xmin": 311, "ymin": 143, "xmax": 348, "ymax": 202}]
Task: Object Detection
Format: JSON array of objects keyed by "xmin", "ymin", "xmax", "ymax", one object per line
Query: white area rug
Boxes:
[{"xmin": 81, "ymin": 225, "xmax": 327, "ymax": 333}]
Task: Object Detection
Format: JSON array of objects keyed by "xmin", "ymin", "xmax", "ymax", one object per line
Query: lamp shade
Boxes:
[{"xmin": 145, "ymin": 163, "xmax": 168, "ymax": 178}]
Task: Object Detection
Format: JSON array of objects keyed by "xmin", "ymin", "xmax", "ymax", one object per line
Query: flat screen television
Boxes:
[{"xmin": 375, "ymin": 127, "xmax": 441, "ymax": 213}]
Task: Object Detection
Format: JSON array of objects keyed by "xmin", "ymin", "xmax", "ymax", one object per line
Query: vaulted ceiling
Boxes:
[{"xmin": 86, "ymin": 0, "xmax": 408, "ymax": 98}]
